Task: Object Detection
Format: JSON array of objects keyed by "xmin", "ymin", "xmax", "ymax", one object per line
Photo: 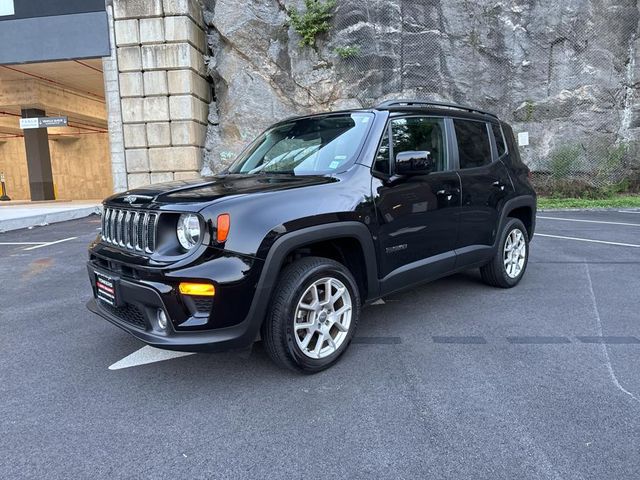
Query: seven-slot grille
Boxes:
[{"xmin": 101, "ymin": 207, "xmax": 158, "ymax": 253}]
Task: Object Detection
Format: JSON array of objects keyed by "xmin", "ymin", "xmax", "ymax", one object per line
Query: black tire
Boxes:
[
  {"xmin": 262, "ymin": 256, "xmax": 361, "ymax": 373},
  {"xmin": 480, "ymin": 218, "xmax": 529, "ymax": 288}
]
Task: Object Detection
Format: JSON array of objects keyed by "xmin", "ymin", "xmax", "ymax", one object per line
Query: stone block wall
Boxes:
[{"xmin": 111, "ymin": 0, "xmax": 209, "ymax": 190}]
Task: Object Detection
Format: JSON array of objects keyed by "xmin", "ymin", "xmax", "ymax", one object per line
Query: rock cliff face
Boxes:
[{"xmin": 202, "ymin": 0, "xmax": 640, "ymax": 178}]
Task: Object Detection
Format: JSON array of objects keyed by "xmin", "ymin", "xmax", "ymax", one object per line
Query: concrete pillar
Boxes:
[
  {"xmin": 103, "ymin": 4, "xmax": 128, "ymax": 193},
  {"xmin": 106, "ymin": 0, "xmax": 210, "ymax": 190},
  {"xmin": 21, "ymin": 108, "xmax": 55, "ymax": 201}
]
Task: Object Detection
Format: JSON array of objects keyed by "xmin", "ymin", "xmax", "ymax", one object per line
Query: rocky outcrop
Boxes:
[{"xmin": 202, "ymin": 0, "xmax": 640, "ymax": 178}]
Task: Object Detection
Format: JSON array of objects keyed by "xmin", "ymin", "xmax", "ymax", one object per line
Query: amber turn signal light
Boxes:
[
  {"xmin": 179, "ymin": 282, "xmax": 215, "ymax": 297},
  {"xmin": 216, "ymin": 213, "xmax": 230, "ymax": 243}
]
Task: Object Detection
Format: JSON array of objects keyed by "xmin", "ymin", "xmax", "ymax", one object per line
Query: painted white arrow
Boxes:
[{"xmin": 108, "ymin": 346, "xmax": 195, "ymax": 370}]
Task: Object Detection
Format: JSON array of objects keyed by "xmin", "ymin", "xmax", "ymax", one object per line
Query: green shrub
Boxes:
[
  {"xmin": 595, "ymin": 143, "xmax": 628, "ymax": 182},
  {"xmin": 549, "ymin": 145, "xmax": 581, "ymax": 180},
  {"xmin": 288, "ymin": 0, "xmax": 336, "ymax": 47},
  {"xmin": 531, "ymin": 175, "xmax": 633, "ymax": 199},
  {"xmin": 524, "ymin": 100, "xmax": 535, "ymax": 122},
  {"xmin": 334, "ymin": 45, "xmax": 361, "ymax": 59}
]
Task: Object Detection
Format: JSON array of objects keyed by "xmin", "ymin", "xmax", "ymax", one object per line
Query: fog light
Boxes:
[{"xmin": 157, "ymin": 309, "xmax": 168, "ymax": 330}]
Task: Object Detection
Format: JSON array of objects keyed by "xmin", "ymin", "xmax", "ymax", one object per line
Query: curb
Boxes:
[{"xmin": 0, "ymin": 206, "xmax": 100, "ymax": 233}]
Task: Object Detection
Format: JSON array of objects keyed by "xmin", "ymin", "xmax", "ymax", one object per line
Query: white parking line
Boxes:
[
  {"xmin": 536, "ymin": 233, "xmax": 640, "ymax": 248},
  {"xmin": 22, "ymin": 236, "xmax": 77, "ymax": 251},
  {"xmin": 0, "ymin": 242, "xmax": 46, "ymax": 245},
  {"xmin": 109, "ymin": 346, "xmax": 195, "ymax": 370},
  {"xmin": 538, "ymin": 216, "xmax": 640, "ymax": 227}
]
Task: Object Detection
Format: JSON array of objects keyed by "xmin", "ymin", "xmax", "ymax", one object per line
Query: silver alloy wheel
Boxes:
[
  {"xmin": 293, "ymin": 277, "xmax": 353, "ymax": 359},
  {"xmin": 503, "ymin": 228, "xmax": 526, "ymax": 278}
]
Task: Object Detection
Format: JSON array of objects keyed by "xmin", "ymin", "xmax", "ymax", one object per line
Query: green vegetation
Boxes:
[
  {"xmin": 524, "ymin": 100, "xmax": 535, "ymax": 122},
  {"xmin": 288, "ymin": 0, "xmax": 336, "ymax": 47},
  {"xmin": 548, "ymin": 145, "xmax": 581, "ymax": 180},
  {"xmin": 468, "ymin": 29, "xmax": 481, "ymax": 49},
  {"xmin": 538, "ymin": 195, "xmax": 640, "ymax": 209},
  {"xmin": 334, "ymin": 45, "xmax": 361, "ymax": 59},
  {"xmin": 595, "ymin": 142, "xmax": 628, "ymax": 183},
  {"xmin": 532, "ymin": 177, "xmax": 633, "ymax": 199}
]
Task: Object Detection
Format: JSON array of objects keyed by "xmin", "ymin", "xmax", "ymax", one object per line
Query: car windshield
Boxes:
[{"xmin": 228, "ymin": 113, "xmax": 374, "ymax": 175}]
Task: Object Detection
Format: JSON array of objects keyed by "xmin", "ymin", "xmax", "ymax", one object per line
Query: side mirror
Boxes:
[{"xmin": 395, "ymin": 151, "xmax": 434, "ymax": 176}]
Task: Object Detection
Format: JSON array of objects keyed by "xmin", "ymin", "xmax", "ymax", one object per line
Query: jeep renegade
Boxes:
[{"xmin": 87, "ymin": 100, "xmax": 536, "ymax": 373}]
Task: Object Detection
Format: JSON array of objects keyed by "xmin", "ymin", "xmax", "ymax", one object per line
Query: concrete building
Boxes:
[{"xmin": 0, "ymin": 0, "xmax": 209, "ymax": 201}]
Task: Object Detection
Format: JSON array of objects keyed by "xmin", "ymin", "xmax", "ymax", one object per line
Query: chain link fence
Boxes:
[{"xmin": 328, "ymin": 0, "xmax": 640, "ymax": 195}]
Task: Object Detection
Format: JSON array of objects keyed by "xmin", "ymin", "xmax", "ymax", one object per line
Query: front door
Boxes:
[{"xmin": 372, "ymin": 116, "xmax": 461, "ymax": 294}]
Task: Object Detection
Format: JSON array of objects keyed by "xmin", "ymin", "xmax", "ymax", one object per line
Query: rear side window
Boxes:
[
  {"xmin": 454, "ymin": 119, "xmax": 492, "ymax": 169},
  {"xmin": 492, "ymin": 123, "xmax": 507, "ymax": 157}
]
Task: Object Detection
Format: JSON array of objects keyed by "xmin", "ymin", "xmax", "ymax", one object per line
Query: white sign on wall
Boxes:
[
  {"xmin": 20, "ymin": 117, "xmax": 68, "ymax": 129},
  {"xmin": 518, "ymin": 131, "xmax": 530, "ymax": 147},
  {"xmin": 19, "ymin": 118, "xmax": 39, "ymax": 129},
  {"xmin": 0, "ymin": 0, "xmax": 15, "ymax": 17}
]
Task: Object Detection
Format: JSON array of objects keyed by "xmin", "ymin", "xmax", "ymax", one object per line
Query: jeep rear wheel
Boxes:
[
  {"xmin": 480, "ymin": 218, "xmax": 529, "ymax": 288},
  {"xmin": 262, "ymin": 256, "xmax": 360, "ymax": 373}
]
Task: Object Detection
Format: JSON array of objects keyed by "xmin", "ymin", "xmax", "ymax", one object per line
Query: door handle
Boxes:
[
  {"xmin": 437, "ymin": 187, "xmax": 460, "ymax": 195},
  {"xmin": 492, "ymin": 181, "xmax": 506, "ymax": 191}
]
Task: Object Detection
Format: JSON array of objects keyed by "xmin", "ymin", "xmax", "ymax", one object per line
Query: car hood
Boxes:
[{"xmin": 106, "ymin": 174, "xmax": 338, "ymax": 207}]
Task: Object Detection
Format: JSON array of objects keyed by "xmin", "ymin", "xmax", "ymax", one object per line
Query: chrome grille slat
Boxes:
[
  {"xmin": 132, "ymin": 212, "xmax": 141, "ymax": 250},
  {"xmin": 124, "ymin": 211, "xmax": 132, "ymax": 248},
  {"xmin": 146, "ymin": 213, "xmax": 157, "ymax": 253},
  {"xmin": 101, "ymin": 207, "xmax": 159, "ymax": 254},
  {"xmin": 137, "ymin": 213, "xmax": 145, "ymax": 251},
  {"xmin": 116, "ymin": 210, "xmax": 125, "ymax": 246},
  {"xmin": 101, "ymin": 209, "xmax": 108, "ymax": 240},
  {"xmin": 142, "ymin": 212, "xmax": 150, "ymax": 252},
  {"xmin": 110, "ymin": 208, "xmax": 117, "ymax": 244}
]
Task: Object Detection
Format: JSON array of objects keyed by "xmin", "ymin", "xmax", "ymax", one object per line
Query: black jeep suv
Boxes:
[{"xmin": 87, "ymin": 100, "xmax": 536, "ymax": 373}]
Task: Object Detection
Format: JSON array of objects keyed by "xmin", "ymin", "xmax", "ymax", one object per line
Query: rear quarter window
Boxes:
[{"xmin": 454, "ymin": 119, "xmax": 492, "ymax": 169}]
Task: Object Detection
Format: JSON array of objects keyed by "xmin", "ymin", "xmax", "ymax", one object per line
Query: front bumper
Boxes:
[
  {"xmin": 86, "ymin": 255, "xmax": 266, "ymax": 352},
  {"xmin": 87, "ymin": 298, "xmax": 259, "ymax": 352}
]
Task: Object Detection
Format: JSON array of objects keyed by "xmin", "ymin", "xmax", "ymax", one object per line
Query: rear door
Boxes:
[
  {"xmin": 452, "ymin": 118, "xmax": 513, "ymax": 265},
  {"xmin": 372, "ymin": 116, "xmax": 461, "ymax": 293}
]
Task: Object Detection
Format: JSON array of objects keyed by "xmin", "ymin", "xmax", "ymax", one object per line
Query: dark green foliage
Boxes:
[
  {"xmin": 334, "ymin": 45, "xmax": 361, "ymax": 59},
  {"xmin": 288, "ymin": 0, "xmax": 336, "ymax": 47}
]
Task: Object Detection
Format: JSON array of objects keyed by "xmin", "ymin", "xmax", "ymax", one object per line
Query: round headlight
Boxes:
[{"xmin": 177, "ymin": 213, "xmax": 201, "ymax": 250}]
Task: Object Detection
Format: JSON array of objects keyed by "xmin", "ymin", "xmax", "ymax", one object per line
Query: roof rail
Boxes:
[{"xmin": 375, "ymin": 99, "xmax": 498, "ymax": 119}]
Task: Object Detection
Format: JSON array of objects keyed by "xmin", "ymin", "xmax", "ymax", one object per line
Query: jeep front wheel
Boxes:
[{"xmin": 262, "ymin": 256, "xmax": 360, "ymax": 373}]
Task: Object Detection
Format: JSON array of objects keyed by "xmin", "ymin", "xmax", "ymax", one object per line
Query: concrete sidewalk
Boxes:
[{"xmin": 0, "ymin": 200, "xmax": 101, "ymax": 233}]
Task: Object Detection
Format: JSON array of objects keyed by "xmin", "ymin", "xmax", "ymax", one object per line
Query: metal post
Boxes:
[
  {"xmin": 0, "ymin": 171, "xmax": 11, "ymax": 201},
  {"xmin": 22, "ymin": 108, "xmax": 55, "ymax": 201}
]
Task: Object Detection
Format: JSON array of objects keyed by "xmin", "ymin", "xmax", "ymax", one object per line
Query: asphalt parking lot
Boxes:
[{"xmin": 1, "ymin": 210, "xmax": 639, "ymax": 479}]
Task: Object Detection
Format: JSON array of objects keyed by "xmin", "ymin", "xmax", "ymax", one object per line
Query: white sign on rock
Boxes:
[
  {"xmin": 518, "ymin": 131, "xmax": 530, "ymax": 147},
  {"xmin": 0, "ymin": 0, "xmax": 15, "ymax": 17}
]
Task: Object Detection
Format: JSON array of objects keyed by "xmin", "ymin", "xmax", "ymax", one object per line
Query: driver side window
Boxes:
[{"xmin": 390, "ymin": 117, "xmax": 447, "ymax": 173}]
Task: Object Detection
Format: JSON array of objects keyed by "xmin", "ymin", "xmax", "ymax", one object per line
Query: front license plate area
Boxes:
[{"xmin": 95, "ymin": 271, "xmax": 121, "ymax": 307}]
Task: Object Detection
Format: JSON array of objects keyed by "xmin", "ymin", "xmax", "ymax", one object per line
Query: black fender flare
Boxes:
[
  {"xmin": 495, "ymin": 195, "xmax": 537, "ymax": 245},
  {"xmin": 259, "ymin": 222, "xmax": 380, "ymax": 302}
]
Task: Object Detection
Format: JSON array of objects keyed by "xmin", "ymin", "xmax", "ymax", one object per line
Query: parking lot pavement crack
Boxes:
[{"xmin": 584, "ymin": 263, "xmax": 640, "ymax": 406}]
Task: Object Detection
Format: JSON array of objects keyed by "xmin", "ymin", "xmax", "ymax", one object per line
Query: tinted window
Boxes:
[
  {"xmin": 454, "ymin": 119, "xmax": 492, "ymax": 169},
  {"xmin": 391, "ymin": 117, "xmax": 447, "ymax": 172},
  {"xmin": 373, "ymin": 130, "xmax": 391, "ymax": 174},
  {"xmin": 492, "ymin": 123, "xmax": 506, "ymax": 157}
]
